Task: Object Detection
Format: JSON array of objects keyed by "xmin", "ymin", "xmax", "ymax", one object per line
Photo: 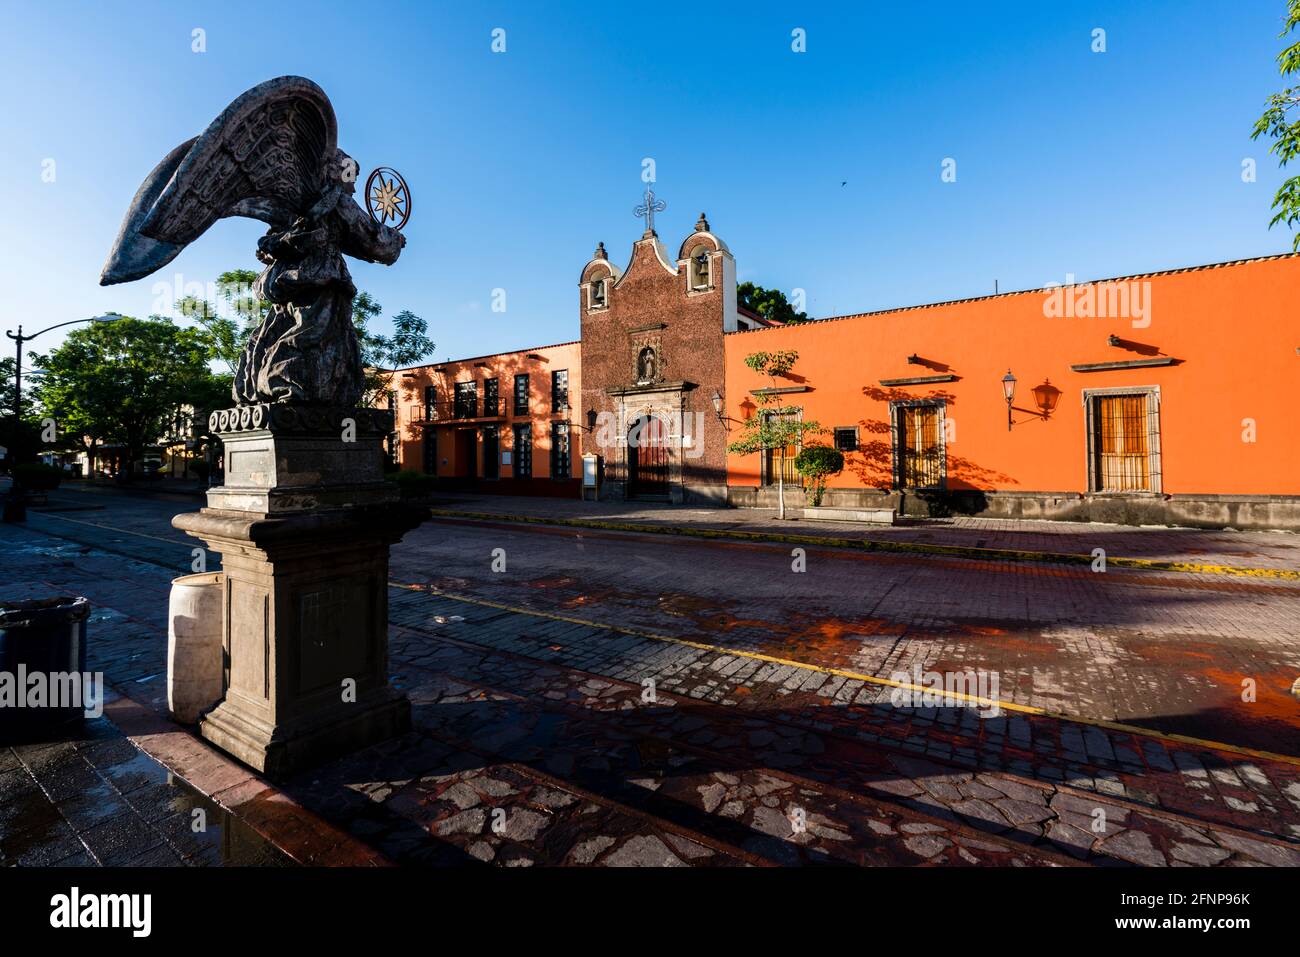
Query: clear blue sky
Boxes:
[{"xmin": 1, "ymin": 0, "xmax": 1295, "ymax": 365}]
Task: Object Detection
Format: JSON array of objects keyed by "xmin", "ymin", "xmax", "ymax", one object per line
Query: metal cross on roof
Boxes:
[{"xmin": 634, "ymin": 186, "xmax": 666, "ymax": 236}]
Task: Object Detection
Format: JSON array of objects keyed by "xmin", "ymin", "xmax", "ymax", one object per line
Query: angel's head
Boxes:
[{"xmin": 332, "ymin": 150, "xmax": 360, "ymax": 194}]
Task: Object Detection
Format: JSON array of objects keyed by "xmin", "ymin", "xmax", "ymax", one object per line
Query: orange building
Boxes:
[
  {"xmin": 387, "ymin": 215, "xmax": 1300, "ymax": 530},
  {"xmin": 388, "ymin": 340, "xmax": 583, "ymax": 494}
]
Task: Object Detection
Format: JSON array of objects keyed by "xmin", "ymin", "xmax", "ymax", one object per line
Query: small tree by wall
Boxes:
[
  {"xmin": 726, "ymin": 350, "xmax": 823, "ymax": 519},
  {"xmin": 795, "ymin": 444, "xmax": 845, "ymax": 507}
]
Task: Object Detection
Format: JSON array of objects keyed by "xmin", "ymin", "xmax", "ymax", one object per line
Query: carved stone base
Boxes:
[
  {"xmin": 173, "ymin": 405, "xmax": 423, "ymax": 779},
  {"xmin": 200, "ymin": 684, "xmax": 410, "ymax": 780}
]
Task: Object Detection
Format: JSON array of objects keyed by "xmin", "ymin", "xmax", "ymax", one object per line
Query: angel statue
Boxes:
[{"xmin": 100, "ymin": 75, "xmax": 406, "ymax": 408}]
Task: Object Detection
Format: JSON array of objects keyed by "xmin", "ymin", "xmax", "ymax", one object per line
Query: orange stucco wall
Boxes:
[
  {"xmin": 723, "ymin": 257, "xmax": 1300, "ymax": 496},
  {"xmin": 388, "ymin": 340, "xmax": 583, "ymax": 482}
]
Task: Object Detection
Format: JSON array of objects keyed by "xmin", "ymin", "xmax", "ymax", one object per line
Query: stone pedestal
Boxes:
[{"xmin": 173, "ymin": 404, "xmax": 422, "ymax": 779}]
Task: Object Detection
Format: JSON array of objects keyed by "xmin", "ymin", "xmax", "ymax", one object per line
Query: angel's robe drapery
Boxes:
[{"xmin": 234, "ymin": 192, "xmax": 405, "ymax": 407}]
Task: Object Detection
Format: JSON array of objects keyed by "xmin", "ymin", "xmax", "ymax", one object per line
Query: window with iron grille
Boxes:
[
  {"xmin": 891, "ymin": 401, "xmax": 945, "ymax": 489},
  {"xmin": 761, "ymin": 411, "xmax": 803, "ymax": 488},
  {"xmin": 514, "ymin": 374, "xmax": 529, "ymax": 415},
  {"xmin": 453, "ymin": 381, "xmax": 477, "ymax": 419},
  {"xmin": 483, "ymin": 378, "xmax": 499, "ymax": 417},
  {"xmin": 833, "ymin": 427, "xmax": 858, "ymax": 452},
  {"xmin": 1085, "ymin": 388, "xmax": 1161, "ymax": 493},
  {"xmin": 422, "ymin": 385, "xmax": 436, "ymax": 422},
  {"xmin": 551, "ymin": 421, "xmax": 570, "ymax": 478},
  {"xmin": 551, "ymin": 370, "xmax": 569, "ymax": 413},
  {"xmin": 513, "ymin": 423, "xmax": 532, "ymax": 478}
]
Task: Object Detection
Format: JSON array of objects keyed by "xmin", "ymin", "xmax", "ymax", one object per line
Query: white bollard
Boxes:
[{"xmin": 167, "ymin": 571, "xmax": 225, "ymax": 724}]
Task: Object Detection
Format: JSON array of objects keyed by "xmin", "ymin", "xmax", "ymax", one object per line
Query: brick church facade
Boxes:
[{"xmin": 385, "ymin": 211, "xmax": 1300, "ymax": 531}]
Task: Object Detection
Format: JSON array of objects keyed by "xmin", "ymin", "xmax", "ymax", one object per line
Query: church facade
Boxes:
[{"xmin": 387, "ymin": 211, "xmax": 1300, "ymax": 531}]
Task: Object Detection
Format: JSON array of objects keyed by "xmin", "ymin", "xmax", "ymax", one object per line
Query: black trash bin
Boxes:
[{"xmin": 0, "ymin": 596, "xmax": 91, "ymax": 743}]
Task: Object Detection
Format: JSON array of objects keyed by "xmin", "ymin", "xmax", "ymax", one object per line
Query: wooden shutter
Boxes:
[{"xmin": 1095, "ymin": 395, "xmax": 1150, "ymax": 492}]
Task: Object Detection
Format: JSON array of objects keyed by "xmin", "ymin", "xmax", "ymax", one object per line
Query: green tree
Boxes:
[
  {"xmin": 737, "ymin": 282, "xmax": 809, "ymax": 325},
  {"xmin": 726, "ymin": 350, "xmax": 823, "ymax": 519},
  {"xmin": 794, "ymin": 444, "xmax": 845, "ymax": 507},
  {"xmin": 1253, "ymin": 0, "xmax": 1300, "ymax": 248},
  {"xmin": 176, "ymin": 268, "xmax": 267, "ymax": 375},
  {"xmin": 0, "ymin": 357, "xmax": 42, "ymax": 470},
  {"xmin": 353, "ymin": 296, "xmax": 436, "ymax": 408},
  {"xmin": 31, "ymin": 316, "xmax": 216, "ymax": 478}
]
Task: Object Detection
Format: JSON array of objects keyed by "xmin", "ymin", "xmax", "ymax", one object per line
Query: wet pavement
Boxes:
[
  {"xmin": 1, "ymin": 711, "xmax": 294, "ymax": 867},
  {"xmin": 3, "ymin": 486, "xmax": 1299, "ymax": 866}
]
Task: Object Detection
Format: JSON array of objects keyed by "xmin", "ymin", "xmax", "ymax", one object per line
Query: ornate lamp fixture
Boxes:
[{"xmin": 1001, "ymin": 369, "xmax": 1017, "ymax": 431}]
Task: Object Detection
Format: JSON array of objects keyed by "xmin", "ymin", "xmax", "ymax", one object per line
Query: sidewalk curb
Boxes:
[
  {"xmin": 427, "ymin": 508, "xmax": 1300, "ymax": 581},
  {"xmin": 103, "ymin": 693, "xmax": 392, "ymax": 867}
]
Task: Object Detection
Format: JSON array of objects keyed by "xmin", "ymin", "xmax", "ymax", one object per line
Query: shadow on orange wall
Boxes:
[{"xmin": 845, "ymin": 386, "xmax": 1019, "ymax": 497}]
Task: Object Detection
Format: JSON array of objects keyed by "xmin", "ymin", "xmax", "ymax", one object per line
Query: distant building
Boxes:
[{"xmin": 386, "ymin": 211, "xmax": 1300, "ymax": 530}]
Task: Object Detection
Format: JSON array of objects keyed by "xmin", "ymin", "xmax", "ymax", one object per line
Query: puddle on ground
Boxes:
[{"xmin": 1, "ymin": 722, "xmax": 297, "ymax": 867}]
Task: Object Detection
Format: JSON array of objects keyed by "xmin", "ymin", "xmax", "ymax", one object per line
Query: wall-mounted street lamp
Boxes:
[
  {"xmin": 907, "ymin": 353, "xmax": 921, "ymax": 365},
  {"xmin": 1001, "ymin": 369, "xmax": 1017, "ymax": 432},
  {"xmin": 1107, "ymin": 334, "xmax": 1121, "ymax": 347},
  {"xmin": 1004, "ymin": 373, "xmax": 1061, "ymax": 429}
]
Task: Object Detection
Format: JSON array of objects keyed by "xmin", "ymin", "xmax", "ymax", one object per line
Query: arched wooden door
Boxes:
[{"xmin": 628, "ymin": 415, "xmax": 670, "ymax": 498}]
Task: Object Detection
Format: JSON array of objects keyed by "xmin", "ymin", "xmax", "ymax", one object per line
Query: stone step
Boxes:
[{"xmin": 801, "ymin": 506, "xmax": 896, "ymax": 525}]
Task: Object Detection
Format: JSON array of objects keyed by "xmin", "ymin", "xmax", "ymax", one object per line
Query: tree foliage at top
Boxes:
[
  {"xmin": 30, "ymin": 316, "xmax": 213, "ymax": 472},
  {"xmin": 176, "ymin": 268, "xmax": 267, "ymax": 375},
  {"xmin": 736, "ymin": 282, "xmax": 809, "ymax": 324},
  {"xmin": 1253, "ymin": 0, "xmax": 1300, "ymax": 248}
]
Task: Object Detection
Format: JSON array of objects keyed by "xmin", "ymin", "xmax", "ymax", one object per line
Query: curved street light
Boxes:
[{"xmin": 5, "ymin": 314, "xmax": 121, "ymax": 421}]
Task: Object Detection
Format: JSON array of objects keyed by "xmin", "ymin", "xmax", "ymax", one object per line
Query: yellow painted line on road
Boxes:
[
  {"xmin": 31, "ymin": 511, "xmax": 192, "ymax": 548},
  {"xmin": 428, "ymin": 508, "xmax": 1300, "ymax": 581},
  {"xmin": 25, "ymin": 508, "xmax": 1299, "ymax": 765},
  {"xmin": 393, "ymin": 580, "xmax": 1300, "ymax": 769}
]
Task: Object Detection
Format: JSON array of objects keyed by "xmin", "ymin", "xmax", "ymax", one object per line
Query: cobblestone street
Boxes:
[{"xmin": 3, "ymin": 485, "xmax": 1299, "ymax": 866}]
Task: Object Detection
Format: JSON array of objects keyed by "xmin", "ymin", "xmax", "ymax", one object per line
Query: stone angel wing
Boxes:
[{"xmin": 100, "ymin": 76, "xmax": 338, "ymax": 286}]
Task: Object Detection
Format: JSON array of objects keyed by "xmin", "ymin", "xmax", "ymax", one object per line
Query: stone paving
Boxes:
[
  {"xmin": 1, "ymin": 707, "xmax": 293, "ymax": 867},
  {"xmin": 4, "ymin": 495, "xmax": 1300, "ymax": 867}
]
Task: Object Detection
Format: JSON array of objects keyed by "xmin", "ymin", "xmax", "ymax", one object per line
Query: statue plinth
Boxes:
[{"xmin": 173, "ymin": 404, "xmax": 421, "ymax": 779}]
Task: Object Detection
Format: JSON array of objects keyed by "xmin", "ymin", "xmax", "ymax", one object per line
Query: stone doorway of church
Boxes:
[{"xmin": 628, "ymin": 415, "xmax": 670, "ymax": 500}]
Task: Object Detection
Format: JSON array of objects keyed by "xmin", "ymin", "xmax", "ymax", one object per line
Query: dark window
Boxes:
[
  {"xmin": 422, "ymin": 433, "xmax": 436, "ymax": 474},
  {"xmin": 551, "ymin": 421, "xmax": 570, "ymax": 478},
  {"xmin": 454, "ymin": 381, "xmax": 477, "ymax": 419},
  {"xmin": 482, "ymin": 425, "xmax": 499, "ymax": 480},
  {"xmin": 483, "ymin": 378, "xmax": 499, "ymax": 417},
  {"xmin": 513, "ymin": 423, "xmax": 532, "ymax": 478},
  {"xmin": 423, "ymin": 385, "xmax": 437, "ymax": 421},
  {"xmin": 385, "ymin": 392, "xmax": 398, "ymax": 465},
  {"xmin": 833, "ymin": 427, "xmax": 858, "ymax": 452},
  {"xmin": 551, "ymin": 370, "xmax": 569, "ymax": 413},
  {"xmin": 514, "ymin": 374, "xmax": 529, "ymax": 415}
]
